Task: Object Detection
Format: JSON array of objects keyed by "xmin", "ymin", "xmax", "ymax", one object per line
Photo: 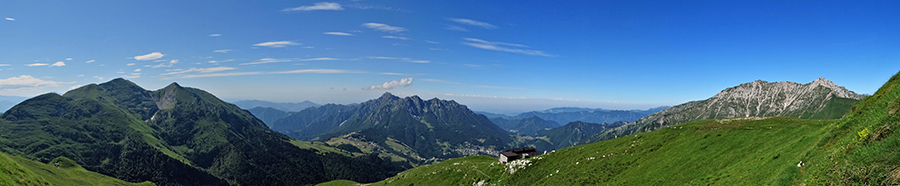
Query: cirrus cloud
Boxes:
[
  {"xmin": 362, "ymin": 23, "xmax": 406, "ymax": 33},
  {"xmin": 253, "ymin": 41, "xmax": 300, "ymax": 48},
  {"xmin": 324, "ymin": 32, "xmax": 354, "ymax": 36},
  {"xmin": 382, "ymin": 36, "xmax": 410, "ymax": 40},
  {"xmin": 447, "ymin": 18, "xmax": 497, "ymax": 29},
  {"xmin": 283, "ymin": 2, "xmax": 343, "ymax": 11},
  {"xmin": 462, "ymin": 38, "xmax": 551, "ymax": 56}
]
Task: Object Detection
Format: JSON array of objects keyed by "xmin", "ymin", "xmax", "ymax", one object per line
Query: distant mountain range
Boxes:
[
  {"xmin": 247, "ymin": 107, "xmax": 289, "ymax": 128},
  {"xmin": 244, "ymin": 98, "xmax": 666, "ymax": 162},
  {"xmin": 491, "ymin": 116, "xmax": 559, "ymax": 136},
  {"xmin": 0, "ymin": 78, "xmax": 406, "ymax": 185},
  {"xmin": 480, "ymin": 106, "xmax": 667, "ymax": 127},
  {"xmin": 232, "ymin": 100, "xmax": 319, "ymax": 112},
  {"xmin": 582, "ymin": 78, "xmax": 865, "ymax": 144},
  {"xmin": 266, "ymin": 93, "xmax": 511, "ymax": 163}
]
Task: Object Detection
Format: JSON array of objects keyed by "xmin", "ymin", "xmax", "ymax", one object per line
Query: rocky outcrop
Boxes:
[{"xmin": 583, "ymin": 78, "xmax": 865, "ymax": 143}]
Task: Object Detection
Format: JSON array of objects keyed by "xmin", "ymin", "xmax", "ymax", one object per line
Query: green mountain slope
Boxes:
[
  {"xmin": 361, "ymin": 117, "xmax": 831, "ymax": 185},
  {"xmin": 537, "ymin": 121, "xmax": 617, "ymax": 150},
  {"xmin": 0, "ymin": 78, "xmax": 406, "ymax": 185},
  {"xmin": 800, "ymin": 72, "xmax": 900, "ymax": 185},
  {"xmin": 583, "ymin": 78, "xmax": 864, "ymax": 144},
  {"xmin": 273, "ymin": 93, "xmax": 513, "ymax": 163},
  {"xmin": 0, "ymin": 151, "xmax": 154, "ymax": 186}
]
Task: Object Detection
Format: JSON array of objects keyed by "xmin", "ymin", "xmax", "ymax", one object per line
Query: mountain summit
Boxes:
[
  {"xmin": 271, "ymin": 92, "xmax": 512, "ymax": 162},
  {"xmin": 584, "ymin": 78, "xmax": 865, "ymax": 143}
]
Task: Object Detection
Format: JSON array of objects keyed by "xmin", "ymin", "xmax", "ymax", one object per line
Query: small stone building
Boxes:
[{"xmin": 499, "ymin": 147, "xmax": 540, "ymax": 163}]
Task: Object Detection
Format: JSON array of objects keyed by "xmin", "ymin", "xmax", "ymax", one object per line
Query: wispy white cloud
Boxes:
[
  {"xmin": 209, "ymin": 34, "xmax": 222, "ymax": 37},
  {"xmin": 447, "ymin": 18, "xmax": 497, "ymax": 29},
  {"xmin": 240, "ymin": 57, "xmax": 338, "ymax": 65},
  {"xmin": 65, "ymin": 58, "xmax": 73, "ymax": 61},
  {"xmin": 208, "ymin": 59, "xmax": 234, "ymax": 63},
  {"xmin": 424, "ymin": 40, "xmax": 440, "ymax": 44},
  {"xmin": 462, "ymin": 38, "xmax": 551, "ymax": 56},
  {"xmin": 134, "ymin": 69, "xmax": 142, "ymax": 72},
  {"xmin": 86, "ymin": 60, "xmax": 95, "ymax": 63},
  {"xmin": 0, "ymin": 64, "xmax": 10, "ymax": 66},
  {"xmin": 26, "ymin": 63, "xmax": 48, "ymax": 67},
  {"xmin": 362, "ymin": 23, "xmax": 406, "ymax": 33},
  {"xmin": 241, "ymin": 58, "xmax": 290, "ymax": 65},
  {"xmin": 126, "ymin": 63, "xmax": 135, "ymax": 66},
  {"xmin": 382, "ymin": 36, "xmax": 410, "ymax": 40},
  {"xmin": 213, "ymin": 49, "xmax": 232, "ymax": 53},
  {"xmin": 174, "ymin": 69, "xmax": 363, "ymax": 79},
  {"xmin": 324, "ymin": 32, "xmax": 354, "ymax": 36},
  {"xmin": 283, "ymin": 2, "xmax": 343, "ymax": 11},
  {"xmin": 365, "ymin": 77, "xmax": 413, "ymax": 90},
  {"xmin": 4, "ymin": 18, "xmax": 14, "ymax": 21},
  {"xmin": 463, "ymin": 38, "xmax": 528, "ymax": 47},
  {"xmin": 162, "ymin": 67, "xmax": 237, "ymax": 75},
  {"xmin": 50, "ymin": 61, "xmax": 66, "ymax": 67},
  {"xmin": 93, "ymin": 76, "xmax": 104, "ymax": 80},
  {"xmin": 253, "ymin": 41, "xmax": 300, "ymax": 48},
  {"xmin": 444, "ymin": 25, "xmax": 468, "ymax": 32},
  {"xmin": 0, "ymin": 75, "xmax": 62, "ymax": 89},
  {"xmin": 149, "ymin": 59, "xmax": 178, "ymax": 68},
  {"xmin": 134, "ymin": 52, "xmax": 165, "ymax": 60},
  {"xmin": 123, "ymin": 73, "xmax": 141, "ymax": 78},
  {"xmin": 368, "ymin": 56, "xmax": 429, "ymax": 63}
]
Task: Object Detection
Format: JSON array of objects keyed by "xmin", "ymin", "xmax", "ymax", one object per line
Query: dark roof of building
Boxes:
[
  {"xmin": 500, "ymin": 147, "xmax": 540, "ymax": 157},
  {"xmin": 501, "ymin": 151, "xmax": 519, "ymax": 157}
]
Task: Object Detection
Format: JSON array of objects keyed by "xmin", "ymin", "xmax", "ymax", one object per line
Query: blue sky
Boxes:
[{"xmin": 1, "ymin": 1, "xmax": 898, "ymax": 114}]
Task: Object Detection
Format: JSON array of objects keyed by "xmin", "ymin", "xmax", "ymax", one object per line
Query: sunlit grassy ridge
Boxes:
[
  {"xmin": 327, "ymin": 71, "xmax": 900, "ymax": 185},
  {"xmin": 332, "ymin": 117, "xmax": 829, "ymax": 185},
  {"xmin": 0, "ymin": 152, "xmax": 154, "ymax": 186},
  {"xmin": 800, "ymin": 71, "xmax": 900, "ymax": 185}
]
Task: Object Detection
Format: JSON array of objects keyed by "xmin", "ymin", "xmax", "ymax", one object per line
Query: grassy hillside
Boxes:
[
  {"xmin": 799, "ymin": 72, "xmax": 900, "ymax": 185},
  {"xmin": 0, "ymin": 152, "xmax": 154, "ymax": 186},
  {"xmin": 362, "ymin": 117, "xmax": 831, "ymax": 185},
  {"xmin": 0, "ymin": 79, "xmax": 408, "ymax": 185}
]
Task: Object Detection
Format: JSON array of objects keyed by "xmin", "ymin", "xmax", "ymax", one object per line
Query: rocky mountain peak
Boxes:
[
  {"xmin": 378, "ymin": 92, "xmax": 399, "ymax": 100},
  {"xmin": 586, "ymin": 77, "xmax": 868, "ymax": 144}
]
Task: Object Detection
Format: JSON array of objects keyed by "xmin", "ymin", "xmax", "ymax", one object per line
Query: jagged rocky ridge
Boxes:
[
  {"xmin": 583, "ymin": 78, "xmax": 865, "ymax": 143},
  {"xmin": 271, "ymin": 93, "xmax": 512, "ymax": 162}
]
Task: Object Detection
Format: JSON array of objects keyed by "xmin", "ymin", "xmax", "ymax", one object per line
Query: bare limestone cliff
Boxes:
[{"xmin": 583, "ymin": 78, "xmax": 865, "ymax": 143}]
